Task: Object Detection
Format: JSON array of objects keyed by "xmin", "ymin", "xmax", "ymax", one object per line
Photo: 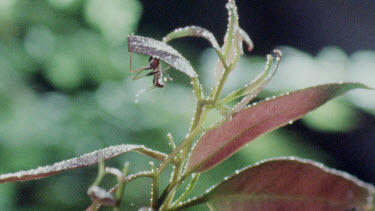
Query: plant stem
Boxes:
[
  {"xmin": 157, "ymin": 84, "xmax": 210, "ymax": 209},
  {"xmin": 157, "ymin": 77, "xmax": 206, "ymax": 176},
  {"xmin": 157, "ymin": 4, "xmax": 242, "ymax": 208},
  {"xmin": 92, "ymin": 159, "xmax": 106, "ymax": 187},
  {"xmin": 136, "ymin": 148, "xmax": 176, "ymax": 165},
  {"xmin": 167, "ymin": 194, "xmax": 208, "ymax": 211},
  {"xmin": 150, "ymin": 162, "xmax": 160, "ymax": 209},
  {"xmin": 170, "ymin": 173, "xmax": 200, "ymax": 209},
  {"xmin": 114, "ymin": 162, "xmax": 130, "ymax": 210},
  {"xmin": 167, "ymin": 133, "xmax": 176, "ymax": 150}
]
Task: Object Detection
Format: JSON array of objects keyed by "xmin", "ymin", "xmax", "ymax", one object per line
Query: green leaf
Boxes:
[
  {"xmin": 213, "ymin": 0, "xmax": 240, "ymax": 83},
  {"xmin": 220, "ymin": 50, "xmax": 281, "ymax": 112}
]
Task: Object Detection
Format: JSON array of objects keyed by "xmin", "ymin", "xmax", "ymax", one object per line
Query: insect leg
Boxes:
[
  {"xmin": 160, "ymin": 66, "xmax": 173, "ymax": 81},
  {"xmin": 129, "ymin": 53, "xmax": 154, "ymax": 80}
]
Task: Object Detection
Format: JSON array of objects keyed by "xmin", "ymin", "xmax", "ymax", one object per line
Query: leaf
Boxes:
[
  {"xmin": 186, "ymin": 82, "xmax": 371, "ymax": 172},
  {"xmin": 213, "ymin": 0, "xmax": 253, "ymax": 87},
  {"xmin": 162, "ymin": 26, "xmax": 221, "ymax": 52},
  {"xmin": 127, "ymin": 35, "xmax": 196, "ymax": 78},
  {"xmin": 204, "ymin": 158, "xmax": 375, "ymax": 211},
  {"xmin": 238, "ymin": 28, "xmax": 254, "ymax": 52},
  {"xmin": 0, "ymin": 144, "xmax": 166, "ymax": 183},
  {"xmin": 220, "ymin": 50, "xmax": 281, "ymax": 111},
  {"xmin": 230, "ymin": 50, "xmax": 282, "ymax": 114},
  {"xmin": 213, "ymin": 0, "xmax": 240, "ymax": 83}
]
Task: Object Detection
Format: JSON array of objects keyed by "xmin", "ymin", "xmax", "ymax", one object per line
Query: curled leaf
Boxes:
[
  {"xmin": 0, "ymin": 144, "xmax": 167, "ymax": 183},
  {"xmin": 128, "ymin": 35, "xmax": 196, "ymax": 77},
  {"xmin": 213, "ymin": 0, "xmax": 240, "ymax": 83},
  {"xmin": 238, "ymin": 28, "xmax": 254, "ymax": 52},
  {"xmin": 162, "ymin": 26, "xmax": 221, "ymax": 52},
  {"xmin": 204, "ymin": 158, "xmax": 375, "ymax": 211},
  {"xmin": 230, "ymin": 49, "xmax": 282, "ymax": 114},
  {"xmin": 220, "ymin": 50, "xmax": 281, "ymax": 109},
  {"xmin": 187, "ymin": 82, "xmax": 371, "ymax": 172},
  {"xmin": 213, "ymin": 0, "xmax": 254, "ymax": 91}
]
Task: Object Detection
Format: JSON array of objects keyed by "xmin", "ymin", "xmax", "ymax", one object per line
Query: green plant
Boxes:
[{"xmin": 0, "ymin": 1, "xmax": 374, "ymax": 210}]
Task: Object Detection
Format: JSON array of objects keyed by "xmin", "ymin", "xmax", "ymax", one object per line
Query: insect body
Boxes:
[{"xmin": 129, "ymin": 53, "xmax": 172, "ymax": 89}]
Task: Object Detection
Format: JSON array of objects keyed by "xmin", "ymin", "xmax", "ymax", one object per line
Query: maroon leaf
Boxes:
[
  {"xmin": 0, "ymin": 144, "xmax": 165, "ymax": 183},
  {"xmin": 128, "ymin": 35, "xmax": 196, "ymax": 77},
  {"xmin": 186, "ymin": 82, "xmax": 371, "ymax": 172},
  {"xmin": 204, "ymin": 158, "xmax": 375, "ymax": 211}
]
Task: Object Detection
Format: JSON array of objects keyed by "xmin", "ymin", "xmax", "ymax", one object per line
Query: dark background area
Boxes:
[{"xmin": 139, "ymin": 0, "xmax": 375, "ymax": 55}]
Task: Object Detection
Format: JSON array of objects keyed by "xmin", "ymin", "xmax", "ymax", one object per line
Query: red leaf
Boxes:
[
  {"xmin": 186, "ymin": 82, "xmax": 371, "ymax": 172},
  {"xmin": 205, "ymin": 158, "xmax": 374, "ymax": 211},
  {"xmin": 0, "ymin": 144, "xmax": 163, "ymax": 183}
]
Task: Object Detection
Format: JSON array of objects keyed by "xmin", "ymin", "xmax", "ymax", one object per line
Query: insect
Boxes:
[{"xmin": 129, "ymin": 53, "xmax": 172, "ymax": 89}]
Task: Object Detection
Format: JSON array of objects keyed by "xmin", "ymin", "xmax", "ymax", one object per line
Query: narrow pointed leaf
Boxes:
[
  {"xmin": 230, "ymin": 50, "xmax": 282, "ymax": 114},
  {"xmin": 213, "ymin": 0, "xmax": 240, "ymax": 83},
  {"xmin": 204, "ymin": 158, "xmax": 375, "ymax": 211},
  {"xmin": 220, "ymin": 50, "xmax": 281, "ymax": 108},
  {"xmin": 213, "ymin": 1, "xmax": 254, "ymax": 88},
  {"xmin": 187, "ymin": 82, "xmax": 371, "ymax": 172},
  {"xmin": 128, "ymin": 35, "xmax": 196, "ymax": 77},
  {"xmin": 162, "ymin": 26, "xmax": 221, "ymax": 52},
  {"xmin": 0, "ymin": 144, "xmax": 167, "ymax": 183},
  {"xmin": 238, "ymin": 28, "xmax": 254, "ymax": 52}
]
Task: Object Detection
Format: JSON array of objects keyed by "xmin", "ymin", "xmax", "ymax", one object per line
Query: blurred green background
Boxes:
[{"xmin": 0, "ymin": 0, "xmax": 374, "ymax": 210}]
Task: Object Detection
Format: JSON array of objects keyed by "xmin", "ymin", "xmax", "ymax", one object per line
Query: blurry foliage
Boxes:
[{"xmin": 0, "ymin": 0, "xmax": 374, "ymax": 210}]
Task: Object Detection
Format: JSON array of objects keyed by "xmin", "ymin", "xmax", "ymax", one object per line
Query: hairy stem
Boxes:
[
  {"xmin": 150, "ymin": 163, "xmax": 160, "ymax": 209},
  {"xmin": 170, "ymin": 173, "xmax": 200, "ymax": 208}
]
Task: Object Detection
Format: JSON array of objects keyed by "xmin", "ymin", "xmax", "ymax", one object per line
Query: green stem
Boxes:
[
  {"xmin": 157, "ymin": 86, "xmax": 211, "ymax": 209},
  {"xmin": 150, "ymin": 162, "xmax": 160, "ymax": 209},
  {"xmin": 191, "ymin": 76, "xmax": 203, "ymax": 101},
  {"xmin": 170, "ymin": 173, "xmax": 200, "ymax": 209},
  {"xmin": 114, "ymin": 162, "xmax": 130, "ymax": 210},
  {"xmin": 212, "ymin": 36, "xmax": 242, "ymax": 102},
  {"xmin": 135, "ymin": 148, "xmax": 176, "ymax": 165},
  {"xmin": 157, "ymin": 126, "xmax": 199, "ymax": 176},
  {"xmin": 157, "ymin": 89, "xmax": 207, "ymax": 176},
  {"xmin": 213, "ymin": 68, "xmax": 231, "ymax": 101},
  {"xmin": 167, "ymin": 194, "xmax": 208, "ymax": 211},
  {"xmin": 157, "ymin": 10, "xmax": 240, "ymax": 206},
  {"xmin": 167, "ymin": 133, "xmax": 176, "ymax": 150},
  {"xmin": 92, "ymin": 159, "xmax": 106, "ymax": 187}
]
